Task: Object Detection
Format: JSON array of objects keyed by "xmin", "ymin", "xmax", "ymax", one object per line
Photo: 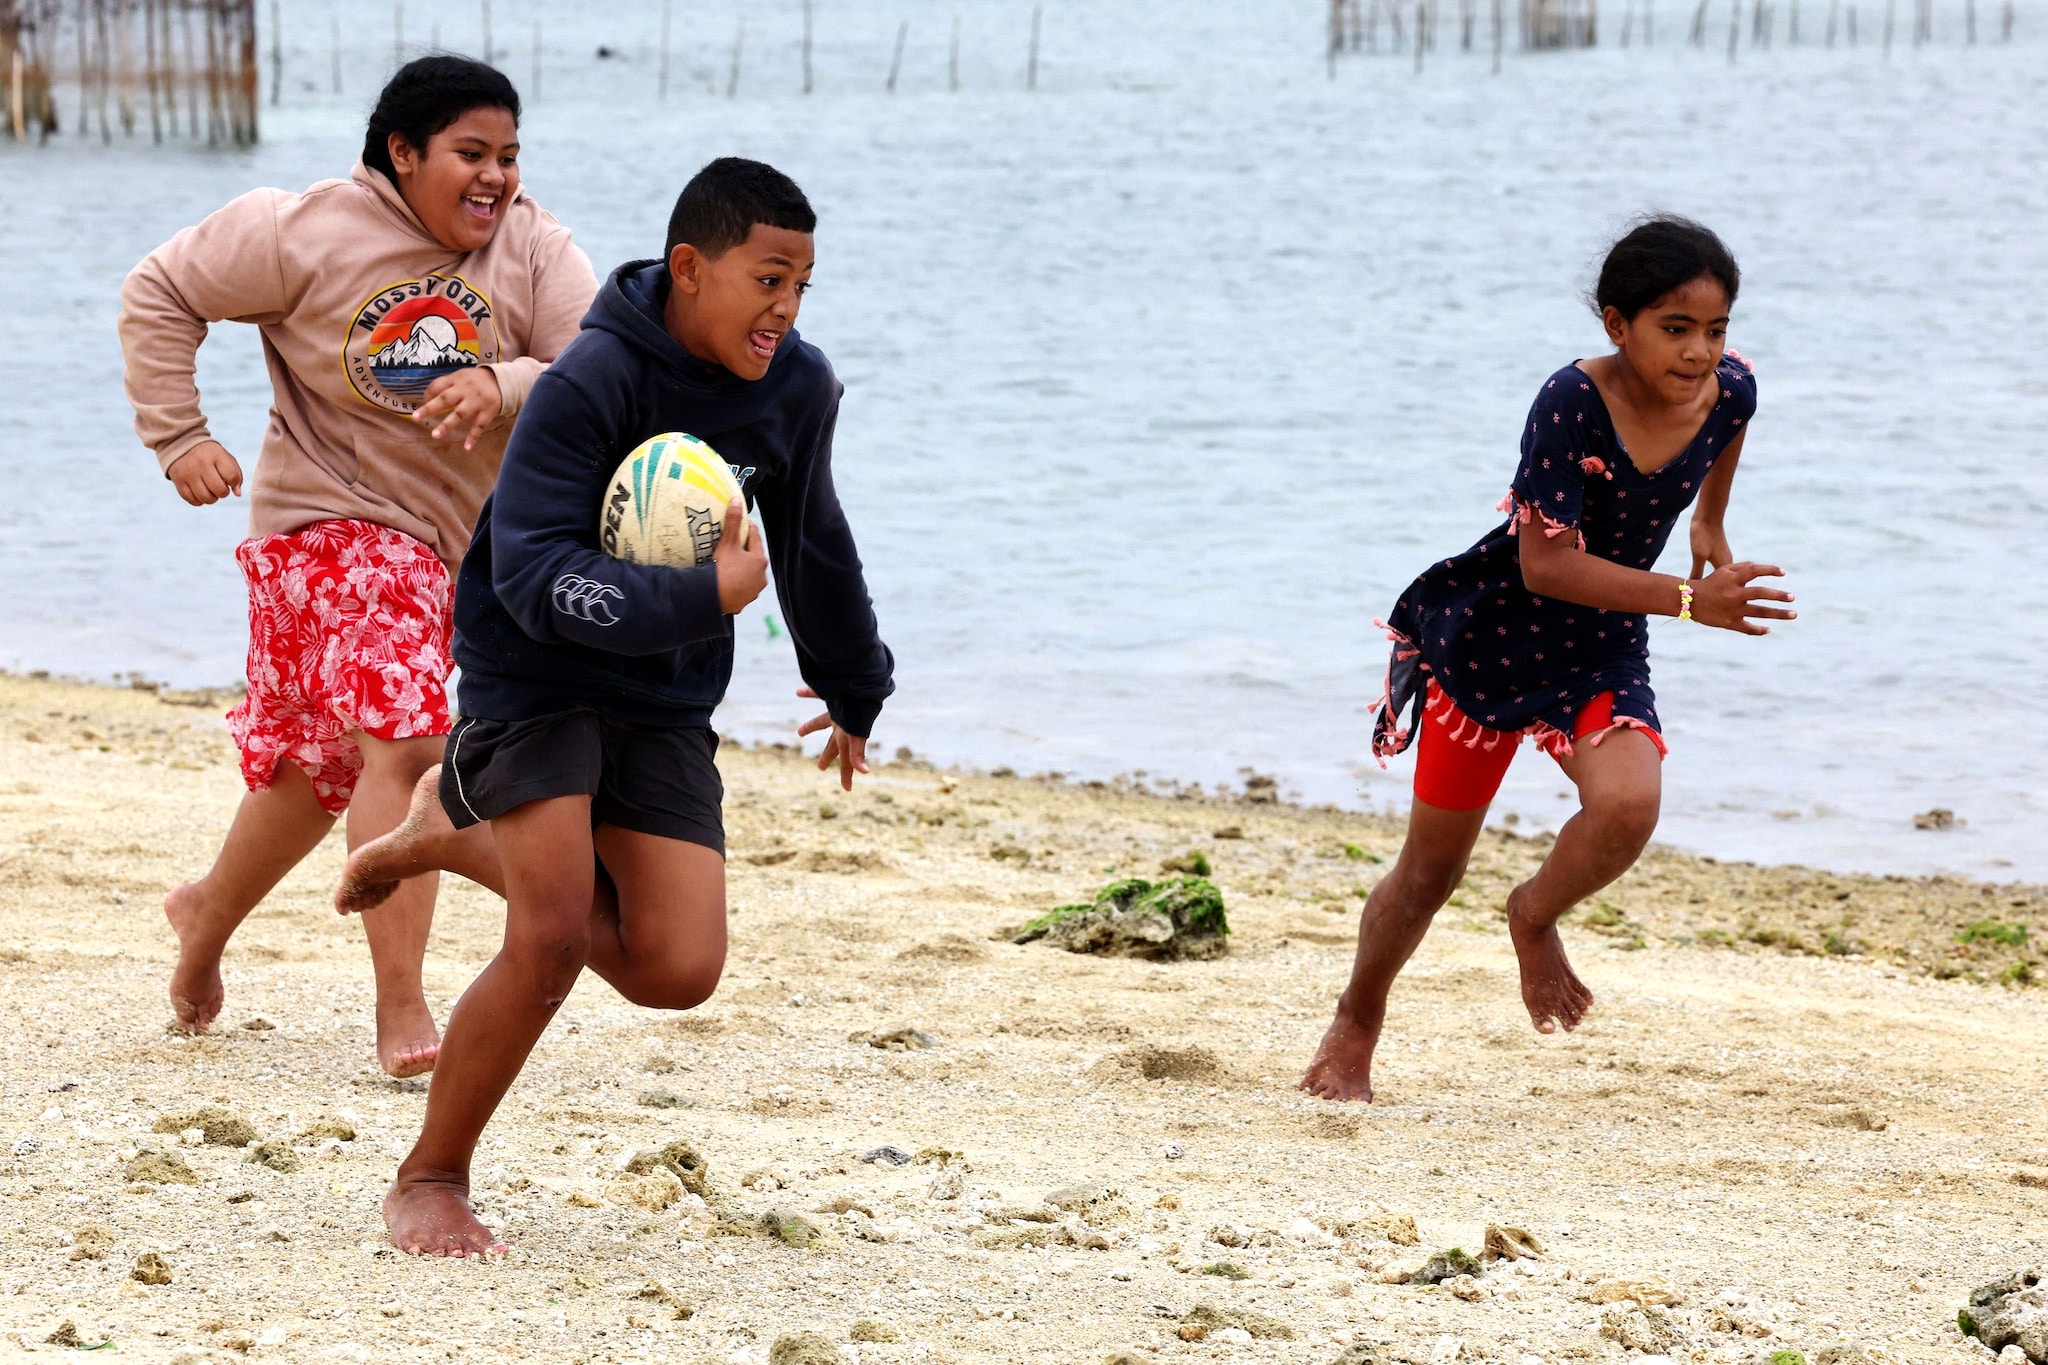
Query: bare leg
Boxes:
[
  {"xmin": 584, "ymin": 827, "xmax": 727, "ymax": 1010},
  {"xmin": 348, "ymin": 733, "xmax": 448, "ymax": 1078},
  {"xmin": 338, "ymin": 765, "xmax": 503, "ymax": 913},
  {"xmin": 164, "ymin": 763, "xmax": 335, "ymax": 1033},
  {"xmin": 385, "ymin": 796, "xmax": 594, "ymax": 1258},
  {"xmin": 1301, "ymin": 799, "xmax": 1488, "ymax": 1101},
  {"xmin": 1506, "ymin": 728, "xmax": 1663, "ymax": 1034}
]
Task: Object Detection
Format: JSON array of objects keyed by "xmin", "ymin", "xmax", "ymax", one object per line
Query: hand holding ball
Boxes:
[{"xmin": 598, "ymin": 432, "xmax": 767, "ymax": 613}]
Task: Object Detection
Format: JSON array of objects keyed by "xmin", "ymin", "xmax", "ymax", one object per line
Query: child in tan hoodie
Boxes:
[{"xmin": 118, "ymin": 55, "xmax": 596, "ymax": 1076}]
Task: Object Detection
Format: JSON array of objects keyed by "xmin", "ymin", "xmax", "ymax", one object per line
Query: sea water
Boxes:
[{"xmin": 2, "ymin": 0, "xmax": 2045, "ymax": 879}]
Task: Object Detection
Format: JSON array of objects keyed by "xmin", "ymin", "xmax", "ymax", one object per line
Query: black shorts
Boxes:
[{"xmin": 439, "ymin": 711, "xmax": 725, "ymax": 855}]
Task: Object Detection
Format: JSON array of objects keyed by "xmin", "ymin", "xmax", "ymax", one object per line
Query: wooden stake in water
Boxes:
[
  {"xmin": 1413, "ymin": 0, "xmax": 1425, "ymax": 67},
  {"xmin": 1964, "ymin": 0, "xmax": 1974, "ymax": 40},
  {"xmin": 10, "ymin": 43, "xmax": 24, "ymax": 141},
  {"xmin": 656, "ymin": 0, "xmax": 670, "ymax": 99},
  {"xmin": 144, "ymin": 0, "xmax": 162, "ymax": 142},
  {"xmin": 395, "ymin": 0, "xmax": 403, "ymax": 69},
  {"xmin": 949, "ymin": 13, "xmax": 960, "ymax": 91},
  {"xmin": 1026, "ymin": 3, "xmax": 1039, "ymax": 91},
  {"xmin": 2000, "ymin": 0, "xmax": 2012, "ymax": 39},
  {"xmin": 1492, "ymin": 0, "xmax": 1503, "ymax": 68},
  {"xmin": 1825, "ymin": 0, "xmax": 1839, "ymax": 41},
  {"xmin": 1880, "ymin": 0, "xmax": 1892, "ymax": 54},
  {"xmin": 726, "ymin": 16, "xmax": 743, "ymax": 97},
  {"xmin": 1726, "ymin": 0, "xmax": 1739, "ymax": 59},
  {"xmin": 531, "ymin": 20, "xmax": 539, "ymax": 97},
  {"xmin": 886, "ymin": 19, "xmax": 906, "ymax": 91},
  {"xmin": 1328, "ymin": 0, "xmax": 1344, "ymax": 74},
  {"xmin": 267, "ymin": 0, "xmax": 279, "ymax": 105},
  {"xmin": 1848, "ymin": 3, "xmax": 1859, "ymax": 42},
  {"xmin": 803, "ymin": 0, "xmax": 814, "ymax": 94},
  {"xmin": 330, "ymin": 11, "xmax": 340, "ymax": 92},
  {"xmin": 1689, "ymin": 0, "xmax": 1709, "ymax": 44},
  {"xmin": 1462, "ymin": 0, "xmax": 1475, "ymax": 49},
  {"xmin": 480, "ymin": 0, "xmax": 491, "ymax": 61}
]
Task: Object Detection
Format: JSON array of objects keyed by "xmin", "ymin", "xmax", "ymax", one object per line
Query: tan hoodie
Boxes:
[{"xmin": 119, "ymin": 162, "xmax": 597, "ymax": 568}]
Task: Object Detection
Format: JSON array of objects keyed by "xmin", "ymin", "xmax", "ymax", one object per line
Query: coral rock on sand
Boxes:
[
  {"xmin": 1411, "ymin": 1249, "xmax": 1485, "ymax": 1285},
  {"xmin": 69, "ymin": 1224, "xmax": 114, "ymax": 1261},
  {"xmin": 1483, "ymin": 1224, "xmax": 1545, "ymax": 1262},
  {"xmin": 1600, "ymin": 1303, "xmax": 1682, "ymax": 1354},
  {"xmin": 1961, "ymin": 1270, "xmax": 2048, "ymax": 1365},
  {"xmin": 605, "ymin": 1167, "xmax": 684, "ymax": 1211},
  {"xmin": 245, "ymin": 1140, "xmax": 299, "ymax": 1173},
  {"xmin": 1589, "ymin": 1275, "xmax": 1685, "ymax": 1306},
  {"xmin": 850, "ymin": 1319, "xmax": 903, "ymax": 1342},
  {"xmin": 769, "ymin": 1330, "xmax": 844, "ymax": 1365},
  {"xmin": 1012, "ymin": 876, "xmax": 1230, "ymax": 960},
  {"xmin": 623, "ymin": 1139, "xmax": 709, "ymax": 1198},
  {"xmin": 1180, "ymin": 1303, "xmax": 1295, "ymax": 1341},
  {"xmin": 1815, "ymin": 1342, "xmax": 1875, "ymax": 1365},
  {"xmin": 849, "ymin": 1025, "xmax": 937, "ymax": 1051},
  {"xmin": 152, "ymin": 1106, "xmax": 256, "ymax": 1147},
  {"xmin": 131, "ymin": 1251, "xmax": 173, "ymax": 1285},
  {"xmin": 296, "ymin": 1119, "xmax": 355, "ymax": 1142},
  {"xmin": 124, "ymin": 1150, "xmax": 198, "ymax": 1185},
  {"xmin": 633, "ymin": 1281, "xmax": 694, "ymax": 1321}
]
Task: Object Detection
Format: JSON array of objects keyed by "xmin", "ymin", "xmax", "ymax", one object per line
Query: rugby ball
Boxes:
[{"xmin": 597, "ymin": 432, "xmax": 748, "ymax": 568}]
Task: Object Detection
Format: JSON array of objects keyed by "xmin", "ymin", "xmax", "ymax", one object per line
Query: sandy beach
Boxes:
[{"xmin": 0, "ymin": 670, "xmax": 2042, "ymax": 1364}]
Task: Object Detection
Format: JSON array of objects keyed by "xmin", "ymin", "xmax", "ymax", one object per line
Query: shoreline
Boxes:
[
  {"xmin": 6, "ymin": 668, "xmax": 2036, "ymax": 904},
  {"xmin": 1, "ymin": 670, "xmax": 2044, "ymax": 1362}
]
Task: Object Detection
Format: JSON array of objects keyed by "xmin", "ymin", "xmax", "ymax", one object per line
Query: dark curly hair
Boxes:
[
  {"xmin": 362, "ymin": 55, "xmax": 520, "ymax": 185},
  {"xmin": 1594, "ymin": 216, "xmax": 1740, "ymax": 320}
]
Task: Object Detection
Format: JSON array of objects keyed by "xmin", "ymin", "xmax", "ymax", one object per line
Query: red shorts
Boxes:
[
  {"xmin": 226, "ymin": 520, "xmax": 454, "ymax": 815},
  {"xmin": 1414, "ymin": 681, "xmax": 1666, "ymax": 812}
]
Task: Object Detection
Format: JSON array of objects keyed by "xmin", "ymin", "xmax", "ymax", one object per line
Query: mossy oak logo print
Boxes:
[{"xmin": 344, "ymin": 274, "xmax": 499, "ymax": 414}]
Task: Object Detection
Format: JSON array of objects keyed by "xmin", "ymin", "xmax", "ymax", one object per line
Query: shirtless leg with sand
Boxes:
[{"xmin": 1301, "ymin": 726, "xmax": 1660, "ymax": 1101}]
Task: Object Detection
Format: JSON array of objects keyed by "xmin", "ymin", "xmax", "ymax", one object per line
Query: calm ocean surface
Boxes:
[{"xmin": 3, "ymin": 0, "xmax": 2045, "ymax": 878}]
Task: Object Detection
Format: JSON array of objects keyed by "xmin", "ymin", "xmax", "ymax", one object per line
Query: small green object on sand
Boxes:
[{"xmin": 1012, "ymin": 875, "xmax": 1229, "ymax": 960}]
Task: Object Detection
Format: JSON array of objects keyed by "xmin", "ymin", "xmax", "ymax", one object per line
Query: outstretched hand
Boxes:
[
  {"xmin": 413, "ymin": 368, "xmax": 503, "ymax": 451},
  {"xmin": 1690, "ymin": 561, "xmax": 1796, "ymax": 636},
  {"xmin": 796, "ymin": 686, "xmax": 870, "ymax": 791}
]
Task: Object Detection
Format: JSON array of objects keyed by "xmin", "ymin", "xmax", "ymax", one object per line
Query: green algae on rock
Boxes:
[{"xmin": 1012, "ymin": 875, "xmax": 1229, "ymax": 960}]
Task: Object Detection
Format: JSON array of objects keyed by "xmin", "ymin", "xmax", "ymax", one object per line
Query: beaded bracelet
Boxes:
[{"xmin": 1678, "ymin": 580, "xmax": 1696, "ymax": 622}]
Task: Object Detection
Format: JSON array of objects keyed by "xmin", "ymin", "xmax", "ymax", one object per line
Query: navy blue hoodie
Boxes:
[{"xmin": 450, "ymin": 260, "xmax": 894, "ymax": 736}]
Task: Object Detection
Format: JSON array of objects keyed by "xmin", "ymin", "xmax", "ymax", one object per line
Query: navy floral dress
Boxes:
[{"xmin": 1372, "ymin": 354, "xmax": 1756, "ymax": 760}]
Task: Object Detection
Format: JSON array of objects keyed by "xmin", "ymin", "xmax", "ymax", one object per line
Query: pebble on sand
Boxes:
[
  {"xmin": 131, "ymin": 1251, "xmax": 173, "ymax": 1285},
  {"xmin": 297, "ymin": 1119, "xmax": 356, "ymax": 1142},
  {"xmin": 152, "ymin": 1106, "xmax": 257, "ymax": 1147},
  {"xmin": 1588, "ymin": 1276, "xmax": 1685, "ymax": 1307},
  {"xmin": 860, "ymin": 1145, "xmax": 914, "ymax": 1166},
  {"xmin": 850, "ymin": 1025, "xmax": 938, "ymax": 1050},
  {"xmin": 1483, "ymin": 1225, "xmax": 1545, "ymax": 1262},
  {"xmin": 605, "ymin": 1167, "xmax": 684, "ymax": 1211},
  {"xmin": 1411, "ymin": 1249, "xmax": 1485, "ymax": 1285},
  {"xmin": 849, "ymin": 1319, "xmax": 904, "ymax": 1342}
]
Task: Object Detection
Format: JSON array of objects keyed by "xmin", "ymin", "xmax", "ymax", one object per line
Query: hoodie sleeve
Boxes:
[
  {"xmin": 488, "ymin": 368, "xmax": 730, "ymax": 655},
  {"xmin": 119, "ymin": 188, "xmax": 290, "ymax": 475},
  {"xmin": 484, "ymin": 222, "xmax": 599, "ymax": 419},
  {"xmin": 755, "ymin": 383, "xmax": 896, "ymax": 738}
]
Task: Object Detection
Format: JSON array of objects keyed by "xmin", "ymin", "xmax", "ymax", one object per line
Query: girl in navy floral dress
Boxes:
[{"xmin": 1303, "ymin": 218, "xmax": 1796, "ymax": 1102}]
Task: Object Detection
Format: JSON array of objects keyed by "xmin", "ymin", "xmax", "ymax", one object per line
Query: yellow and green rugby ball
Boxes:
[{"xmin": 598, "ymin": 432, "xmax": 748, "ymax": 568}]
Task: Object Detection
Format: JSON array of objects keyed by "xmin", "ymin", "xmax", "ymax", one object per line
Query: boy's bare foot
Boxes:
[
  {"xmin": 164, "ymin": 882, "xmax": 224, "ymax": 1033},
  {"xmin": 1506, "ymin": 885, "xmax": 1594, "ymax": 1034},
  {"xmin": 376, "ymin": 995, "xmax": 441, "ymax": 1078},
  {"xmin": 337, "ymin": 767, "xmax": 450, "ymax": 915},
  {"xmin": 1299, "ymin": 999, "xmax": 1383, "ymax": 1102},
  {"xmin": 385, "ymin": 1174, "xmax": 506, "ymax": 1258}
]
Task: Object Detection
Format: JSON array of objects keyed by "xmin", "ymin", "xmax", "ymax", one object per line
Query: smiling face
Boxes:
[
  {"xmin": 1603, "ymin": 275, "xmax": 1730, "ymax": 407},
  {"xmin": 663, "ymin": 224, "xmax": 815, "ymax": 381},
  {"xmin": 386, "ymin": 106, "xmax": 521, "ymax": 253}
]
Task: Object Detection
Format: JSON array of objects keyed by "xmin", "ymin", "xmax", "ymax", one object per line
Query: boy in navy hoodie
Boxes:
[{"xmin": 346, "ymin": 158, "xmax": 894, "ymax": 1257}]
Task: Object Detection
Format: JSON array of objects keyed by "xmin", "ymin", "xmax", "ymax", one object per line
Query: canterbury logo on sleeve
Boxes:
[{"xmin": 551, "ymin": 574, "xmax": 624, "ymax": 626}]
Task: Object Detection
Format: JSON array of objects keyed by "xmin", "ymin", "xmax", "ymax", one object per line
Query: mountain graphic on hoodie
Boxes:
[{"xmin": 371, "ymin": 314, "xmax": 478, "ymax": 370}]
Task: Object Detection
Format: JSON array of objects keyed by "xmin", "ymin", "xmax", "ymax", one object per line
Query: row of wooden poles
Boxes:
[
  {"xmin": 1327, "ymin": 0, "xmax": 2015, "ymax": 65},
  {"xmin": 3, "ymin": 0, "xmax": 257, "ymax": 143}
]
